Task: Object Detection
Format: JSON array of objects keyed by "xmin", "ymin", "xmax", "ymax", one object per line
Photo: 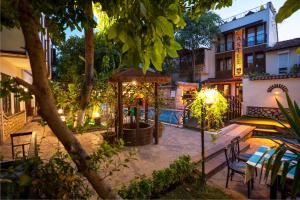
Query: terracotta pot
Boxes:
[{"xmin": 123, "ymin": 122, "xmax": 153, "ymax": 146}]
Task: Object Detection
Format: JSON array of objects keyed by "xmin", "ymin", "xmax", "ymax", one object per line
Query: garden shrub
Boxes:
[{"xmin": 119, "ymin": 155, "xmax": 196, "ymax": 199}]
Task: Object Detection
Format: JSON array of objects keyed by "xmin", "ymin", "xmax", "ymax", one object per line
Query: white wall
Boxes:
[
  {"xmin": 266, "ymin": 47, "xmax": 300, "ymax": 75},
  {"xmin": 243, "ymin": 77, "xmax": 300, "ymax": 112},
  {"xmin": 0, "ymin": 28, "xmax": 26, "ymax": 53},
  {"xmin": 267, "ymin": 8, "xmax": 278, "ymax": 47},
  {"xmin": 201, "ymin": 48, "xmax": 216, "ymax": 81}
]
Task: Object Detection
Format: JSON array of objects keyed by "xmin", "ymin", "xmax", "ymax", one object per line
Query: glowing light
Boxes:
[
  {"xmin": 132, "ymin": 81, "xmax": 137, "ymax": 85},
  {"xmin": 60, "ymin": 115, "xmax": 66, "ymax": 122},
  {"xmin": 24, "ymin": 88, "xmax": 28, "ymax": 92},
  {"xmin": 58, "ymin": 108, "xmax": 63, "ymax": 114},
  {"xmin": 204, "ymin": 89, "xmax": 217, "ymax": 105},
  {"xmin": 274, "ymin": 91, "xmax": 280, "ymax": 95},
  {"xmin": 94, "ymin": 112, "xmax": 100, "ymax": 118}
]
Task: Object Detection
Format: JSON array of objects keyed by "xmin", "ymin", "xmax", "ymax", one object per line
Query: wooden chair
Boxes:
[
  {"xmin": 10, "ymin": 132, "xmax": 37, "ymax": 159},
  {"xmin": 224, "ymin": 145, "xmax": 253, "ymax": 198},
  {"xmin": 231, "ymin": 136, "xmax": 253, "ymax": 162}
]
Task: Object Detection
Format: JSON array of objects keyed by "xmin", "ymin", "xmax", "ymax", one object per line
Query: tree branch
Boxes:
[{"xmin": 14, "ymin": 76, "xmax": 37, "ymax": 94}]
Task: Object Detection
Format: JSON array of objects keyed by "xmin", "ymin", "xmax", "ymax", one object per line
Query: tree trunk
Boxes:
[
  {"xmin": 17, "ymin": 0, "xmax": 120, "ymax": 198},
  {"xmin": 77, "ymin": 0, "xmax": 94, "ymax": 126}
]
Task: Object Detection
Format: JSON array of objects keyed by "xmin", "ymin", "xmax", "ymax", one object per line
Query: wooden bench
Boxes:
[{"xmin": 10, "ymin": 131, "xmax": 38, "ymax": 159}]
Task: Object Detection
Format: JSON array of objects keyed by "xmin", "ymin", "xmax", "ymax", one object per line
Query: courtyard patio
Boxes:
[{"xmin": 0, "ymin": 120, "xmax": 276, "ymax": 199}]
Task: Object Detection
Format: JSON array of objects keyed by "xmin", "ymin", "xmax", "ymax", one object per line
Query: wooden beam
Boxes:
[
  {"xmin": 117, "ymin": 82, "xmax": 123, "ymax": 138},
  {"xmin": 145, "ymin": 99, "xmax": 148, "ymax": 123},
  {"xmin": 154, "ymin": 83, "xmax": 159, "ymax": 144}
]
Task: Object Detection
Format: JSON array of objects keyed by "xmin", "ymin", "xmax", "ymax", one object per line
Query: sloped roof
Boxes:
[
  {"xmin": 109, "ymin": 68, "xmax": 171, "ymax": 83},
  {"xmin": 267, "ymin": 38, "xmax": 300, "ymax": 52},
  {"xmin": 249, "ymin": 74, "xmax": 300, "ymax": 81}
]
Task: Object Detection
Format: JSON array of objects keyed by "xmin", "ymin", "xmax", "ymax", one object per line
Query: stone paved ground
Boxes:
[{"xmin": 0, "ymin": 122, "xmax": 274, "ymax": 199}]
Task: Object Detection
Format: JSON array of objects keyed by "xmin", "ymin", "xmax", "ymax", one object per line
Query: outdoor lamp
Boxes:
[
  {"xmin": 204, "ymin": 89, "xmax": 217, "ymax": 105},
  {"xmin": 94, "ymin": 112, "xmax": 101, "ymax": 125}
]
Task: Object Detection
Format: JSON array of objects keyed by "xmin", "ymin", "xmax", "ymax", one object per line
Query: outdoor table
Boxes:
[{"xmin": 245, "ymin": 145, "xmax": 298, "ymax": 199}]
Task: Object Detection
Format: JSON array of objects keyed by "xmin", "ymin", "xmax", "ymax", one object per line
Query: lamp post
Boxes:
[{"xmin": 200, "ymin": 89, "xmax": 215, "ymax": 186}]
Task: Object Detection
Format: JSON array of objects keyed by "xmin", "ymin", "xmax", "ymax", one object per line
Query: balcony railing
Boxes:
[{"xmin": 222, "ymin": 3, "xmax": 268, "ymax": 24}]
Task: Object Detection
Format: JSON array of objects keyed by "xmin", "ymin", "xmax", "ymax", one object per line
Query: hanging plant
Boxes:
[{"xmin": 191, "ymin": 89, "xmax": 228, "ymax": 131}]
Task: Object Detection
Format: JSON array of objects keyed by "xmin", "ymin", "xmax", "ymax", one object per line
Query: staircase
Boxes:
[{"xmin": 232, "ymin": 117, "xmax": 290, "ymax": 137}]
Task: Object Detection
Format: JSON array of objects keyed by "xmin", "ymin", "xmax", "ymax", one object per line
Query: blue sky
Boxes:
[{"xmin": 66, "ymin": 0, "xmax": 300, "ymax": 41}]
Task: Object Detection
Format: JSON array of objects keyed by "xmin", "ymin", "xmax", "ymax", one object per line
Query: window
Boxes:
[
  {"xmin": 223, "ymin": 84, "xmax": 230, "ymax": 96},
  {"xmin": 255, "ymin": 53, "xmax": 265, "ymax": 69},
  {"xmin": 1, "ymin": 73, "xmax": 12, "ymax": 116},
  {"xmin": 256, "ymin": 25, "xmax": 265, "ymax": 44},
  {"xmin": 245, "ymin": 54, "xmax": 253, "ymax": 69},
  {"xmin": 220, "ymin": 60, "xmax": 225, "ymax": 71},
  {"xmin": 247, "ymin": 28, "xmax": 255, "ymax": 46},
  {"xmin": 226, "ymin": 34, "xmax": 233, "ymax": 51},
  {"xmin": 14, "ymin": 93, "xmax": 21, "ymax": 113},
  {"xmin": 219, "ymin": 37, "xmax": 225, "ymax": 52},
  {"xmin": 235, "ymin": 83, "xmax": 243, "ymax": 101},
  {"xmin": 278, "ymin": 53, "xmax": 289, "ymax": 74},
  {"xmin": 226, "ymin": 58, "xmax": 232, "ymax": 70}
]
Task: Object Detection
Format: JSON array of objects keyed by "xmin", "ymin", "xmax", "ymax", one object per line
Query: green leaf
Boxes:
[
  {"xmin": 19, "ymin": 174, "xmax": 32, "ymax": 186},
  {"xmin": 270, "ymin": 146, "xmax": 285, "ymax": 184},
  {"xmin": 280, "ymin": 161, "xmax": 290, "ymax": 189},
  {"xmin": 140, "ymin": 2, "xmax": 147, "ymax": 17},
  {"xmin": 122, "ymin": 43, "xmax": 129, "ymax": 53},
  {"xmin": 276, "ymin": 0, "xmax": 300, "ymax": 23},
  {"xmin": 170, "ymin": 39, "xmax": 182, "ymax": 50},
  {"xmin": 79, "ymin": 55, "xmax": 85, "ymax": 62},
  {"xmin": 108, "ymin": 24, "xmax": 118, "ymax": 39},
  {"xmin": 155, "ymin": 16, "xmax": 174, "ymax": 37},
  {"xmin": 292, "ymin": 160, "xmax": 300, "ymax": 197}
]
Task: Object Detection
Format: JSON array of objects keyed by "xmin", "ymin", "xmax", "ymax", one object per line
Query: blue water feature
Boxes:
[
  {"xmin": 124, "ymin": 108, "xmax": 183, "ymax": 125},
  {"xmin": 148, "ymin": 109, "xmax": 183, "ymax": 124}
]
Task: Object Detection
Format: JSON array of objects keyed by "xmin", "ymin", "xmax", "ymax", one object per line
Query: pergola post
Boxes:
[
  {"xmin": 144, "ymin": 99, "xmax": 148, "ymax": 123},
  {"xmin": 154, "ymin": 82, "xmax": 159, "ymax": 144},
  {"xmin": 117, "ymin": 82, "xmax": 123, "ymax": 138}
]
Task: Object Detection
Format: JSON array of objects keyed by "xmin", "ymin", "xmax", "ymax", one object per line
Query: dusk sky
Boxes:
[{"xmin": 66, "ymin": 0, "xmax": 300, "ymax": 41}]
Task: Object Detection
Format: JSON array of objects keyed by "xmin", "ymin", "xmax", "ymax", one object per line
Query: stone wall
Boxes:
[
  {"xmin": 246, "ymin": 106, "xmax": 286, "ymax": 121},
  {"xmin": 2, "ymin": 111, "xmax": 26, "ymax": 141}
]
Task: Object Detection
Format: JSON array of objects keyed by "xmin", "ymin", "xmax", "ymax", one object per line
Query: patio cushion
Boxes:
[{"xmin": 229, "ymin": 161, "xmax": 247, "ymax": 174}]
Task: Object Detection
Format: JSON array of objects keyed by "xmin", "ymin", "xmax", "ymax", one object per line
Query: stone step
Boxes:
[{"xmin": 205, "ymin": 142, "xmax": 250, "ymax": 179}]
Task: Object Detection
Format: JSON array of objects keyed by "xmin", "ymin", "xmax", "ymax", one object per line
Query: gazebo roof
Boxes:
[{"xmin": 109, "ymin": 68, "xmax": 171, "ymax": 83}]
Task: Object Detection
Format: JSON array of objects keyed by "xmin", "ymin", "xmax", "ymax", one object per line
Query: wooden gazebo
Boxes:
[{"xmin": 109, "ymin": 68, "xmax": 171, "ymax": 144}]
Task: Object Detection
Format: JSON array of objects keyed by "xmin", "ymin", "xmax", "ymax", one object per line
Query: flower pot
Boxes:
[{"xmin": 123, "ymin": 122, "xmax": 153, "ymax": 146}]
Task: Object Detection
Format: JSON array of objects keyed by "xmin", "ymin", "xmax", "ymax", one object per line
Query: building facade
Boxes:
[
  {"xmin": 243, "ymin": 38, "xmax": 300, "ymax": 119},
  {"xmin": 203, "ymin": 2, "xmax": 278, "ymax": 99},
  {"xmin": 0, "ymin": 16, "xmax": 53, "ymax": 142}
]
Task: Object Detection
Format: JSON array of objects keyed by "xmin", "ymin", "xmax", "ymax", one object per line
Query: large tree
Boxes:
[
  {"xmin": 1, "ymin": 0, "xmax": 233, "ymax": 198},
  {"xmin": 175, "ymin": 12, "xmax": 222, "ymax": 82}
]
